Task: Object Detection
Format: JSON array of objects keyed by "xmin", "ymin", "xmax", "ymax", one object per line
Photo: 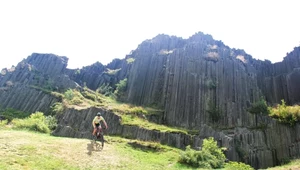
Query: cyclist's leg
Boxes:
[{"xmin": 93, "ymin": 127, "xmax": 97, "ymax": 136}]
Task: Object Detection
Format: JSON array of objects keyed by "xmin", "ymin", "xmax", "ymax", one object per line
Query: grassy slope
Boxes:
[{"xmin": 0, "ymin": 129, "xmax": 193, "ymax": 170}]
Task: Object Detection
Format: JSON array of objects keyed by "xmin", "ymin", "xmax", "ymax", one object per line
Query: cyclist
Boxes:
[{"xmin": 92, "ymin": 112, "xmax": 108, "ymax": 137}]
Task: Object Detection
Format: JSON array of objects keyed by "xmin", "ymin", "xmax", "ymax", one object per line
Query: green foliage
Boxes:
[
  {"xmin": 127, "ymin": 106, "xmax": 148, "ymax": 115},
  {"xmin": 0, "ymin": 120, "xmax": 8, "ymax": 128},
  {"xmin": 224, "ymin": 161, "xmax": 254, "ymax": 170},
  {"xmin": 81, "ymin": 87, "xmax": 96, "ymax": 101},
  {"xmin": 70, "ymin": 96, "xmax": 83, "ymax": 105},
  {"xmin": 178, "ymin": 137, "xmax": 226, "ymax": 169},
  {"xmin": 98, "ymin": 83, "xmax": 114, "ymax": 96},
  {"xmin": 12, "ymin": 112, "xmax": 50, "ymax": 133},
  {"xmin": 126, "ymin": 58, "xmax": 135, "ymax": 64},
  {"xmin": 207, "ymin": 102, "xmax": 222, "ymax": 123},
  {"xmin": 0, "ymin": 108, "xmax": 30, "ymax": 122},
  {"xmin": 63, "ymin": 89, "xmax": 84, "ymax": 105},
  {"xmin": 269, "ymin": 100, "xmax": 300, "ymax": 126},
  {"xmin": 114, "ymin": 78, "xmax": 128, "ymax": 100},
  {"xmin": 64, "ymin": 89, "xmax": 74, "ymax": 100},
  {"xmin": 248, "ymin": 98, "xmax": 269, "ymax": 115},
  {"xmin": 106, "ymin": 68, "xmax": 121, "ymax": 75},
  {"xmin": 45, "ymin": 115, "xmax": 57, "ymax": 130},
  {"xmin": 51, "ymin": 102, "xmax": 65, "ymax": 115}
]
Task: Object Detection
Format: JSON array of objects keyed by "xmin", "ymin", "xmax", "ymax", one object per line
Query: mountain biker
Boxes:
[{"xmin": 92, "ymin": 112, "xmax": 108, "ymax": 137}]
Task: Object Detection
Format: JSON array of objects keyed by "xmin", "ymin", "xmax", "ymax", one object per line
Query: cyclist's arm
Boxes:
[
  {"xmin": 92, "ymin": 117, "xmax": 96, "ymax": 128},
  {"xmin": 101, "ymin": 117, "xmax": 108, "ymax": 129}
]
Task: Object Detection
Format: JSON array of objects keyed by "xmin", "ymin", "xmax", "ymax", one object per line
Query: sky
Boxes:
[{"xmin": 0, "ymin": 0, "xmax": 299, "ymax": 69}]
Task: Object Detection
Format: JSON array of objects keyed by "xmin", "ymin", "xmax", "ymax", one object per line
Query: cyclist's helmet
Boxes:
[{"xmin": 97, "ymin": 112, "xmax": 101, "ymax": 116}]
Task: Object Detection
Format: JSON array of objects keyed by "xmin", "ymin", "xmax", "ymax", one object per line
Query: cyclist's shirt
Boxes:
[{"xmin": 93, "ymin": 116, "xmax": 104, "ymax": 126}]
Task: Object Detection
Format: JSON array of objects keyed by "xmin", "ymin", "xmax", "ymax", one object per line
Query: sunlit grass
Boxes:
[{"xmin": 0, "ymin": 129, "xmax": 194, "ymax": 170}]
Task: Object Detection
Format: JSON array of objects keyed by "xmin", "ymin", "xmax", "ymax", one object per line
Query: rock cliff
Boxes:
[
  {"xmin": 0, "ymin": 53, "xmax": 77, "ymax": 113},
  {"xmin": 1, "ymin": 32, "xmax": 300, "ymax": 169}
]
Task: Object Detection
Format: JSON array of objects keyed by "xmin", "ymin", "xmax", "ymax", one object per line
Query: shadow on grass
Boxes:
[{"xmin": 86, "ymin": 140, "xmax": 103, "ymax": 156}]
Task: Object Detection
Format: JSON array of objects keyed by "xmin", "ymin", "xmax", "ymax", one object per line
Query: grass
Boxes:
[
  {"xmin": 120, "ymin": 114, "xmax": 189, "ymax": 134},
  {"xmin": 267, "ymin": 159, "xmax": 300, "ymax": 170},
  {"xmin": 0, "ymin": 129, "xmax": 195, "ymax": 170}
]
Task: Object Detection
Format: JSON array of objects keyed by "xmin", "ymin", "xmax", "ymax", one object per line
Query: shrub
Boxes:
[
  {"xmin": 126, "ymin": 58, "xmax": 135, "ymax": 64},
  {"xmin": 106, "ymin": 68, "xmax": 121, "ymax": 75},
  {"xmin": 224, "ymin": 161, "xmax": 254, "ymax": 170},
  {"xmin": 51, "ymin": 102, "xmax": 65, "ymax": 115},
  {"xmin": 269, "ymin": 100, "xmax": 300, "ymax": 126},
  {"xmin": 70, "ymin": 96, "xmax": 83, "ymax": 105},
  {"xmin": 64, "ymin": 89, "xmax": 74, "ymax": 100},
  {"xmin": 114, "ymin": 78, "xmax": 127, "ymax": 100},
  {"xmin": 0, "ymin": 120, "xmax": 8, "ymax": 128},
  {"xmin": 179, "ymin": 137, "xmax": 226, "ymax": 169},
  {"xmin": 12, "ymin": 112, "xmax": 50, "ymax": 133},
  {"xmin": 45, "ymin": 115, "xmax": 57, "ymax": 130},
  {"xmin": 207, "ymin": 102, "xmax": 222, "ymax": 123},
  {"xmin": 98, "ymin": 83, "xmax": 114, "ymax": 96},
  {"xmin": 1, "ymin": 108, "xmax": 30, "ymax": 122},
  {"xmin": 248, "ymin": 98, "xmax": 269, "ymax": 115}
]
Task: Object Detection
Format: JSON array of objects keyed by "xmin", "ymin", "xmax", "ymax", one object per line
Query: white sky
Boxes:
[{"xmin": 0, "ymin": 0, "xmax": 299, "ymax": 69}]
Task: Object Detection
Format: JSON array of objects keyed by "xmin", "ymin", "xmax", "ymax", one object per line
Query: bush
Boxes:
[
  {"xmin": 0, "ymin": 120, "xmax": 8, "ymax": 128},
  {"xmin": 114, "ymin": 78, "xmax": 127, "ymax": 100},
  {"xmin": 269, "ymin": 100, "xmax": 300, "ymax": 126},
  {"xmin": 70, "ymin": 96, "xmax": 83, "ymax": 105},
  {"xmin": 224, "ymin": 161, "xmax": 254, "ymax": 170},
  {"xmin": 45, "ymin": 115, "xmax": 57, "ymax": 130},
  {"xmin": 64, "ymin": 89, "xmax": 74, "ymax": 100},
  {"xmin": 51, "ymin": 102, "xmax": 65, "ymax": 115},
  {"xmin": 179, "ymin": 137, "xmax": 226, "ymax": 169},
  {"xmin": 248, "ymin": 98, "xmax": 269, "ymax": 115},
  {"xmin": 98, "ymin": 83, "xmax": 114, "ymax": 96},
  {"xmin": 12, "ymin": 112, "xmax": 50, "ymax": 133},
  {"xmin": 1, "ymin": 108, "xmax": 30, "ymax": 122}
]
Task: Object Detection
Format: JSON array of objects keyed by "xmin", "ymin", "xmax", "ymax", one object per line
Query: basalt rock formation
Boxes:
[
  {"xmin": 1, "ymin": 32, "xmax": 300, "ymax": 169},
  {"xmin": 0, "ymin": 53, "xmax": 78, "ymax": 113}
]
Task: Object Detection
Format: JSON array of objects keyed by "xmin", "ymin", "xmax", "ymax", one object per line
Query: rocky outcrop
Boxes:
[
  {"xmin": 66, "ymin": 58, "xmax": 131, "ymax": 91},
  {"xmin": 253, "ymin": 47, "xmax": 300, "ymax": 105},
  {"xmin": 125, "ymin": 33, "xmax": 262, "ymax": 128},
  {"xmin": 53, "ymin": 107, "xmax": 300, "ymax": 169},
  {"xmin": 0, "ymin": 53, "xmax": 77, "ymax": 113},
  {"xmin": 0, "ymin": 84, "xmax": 59, "ymax": 114},
  {"xmin": 53, "ymin": 107, "xmax": 193, "ymax": 149}
]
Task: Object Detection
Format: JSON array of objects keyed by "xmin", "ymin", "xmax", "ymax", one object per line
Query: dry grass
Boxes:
[{"xmin": 0, "ymin": 130, "xmax": 127, "ymax": 170}]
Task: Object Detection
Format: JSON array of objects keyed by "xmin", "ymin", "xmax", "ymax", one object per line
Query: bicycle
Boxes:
[{"xmin": 94, "ymin": 126, "xmax": 105, "ymax": 148}]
